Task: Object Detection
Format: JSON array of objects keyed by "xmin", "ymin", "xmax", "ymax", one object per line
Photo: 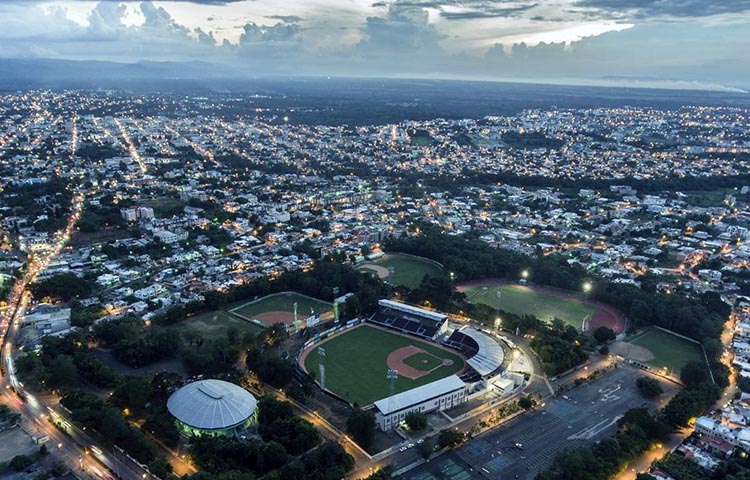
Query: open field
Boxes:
[
  {"xmin": 301, "ymin": 324, "xmax": 464, "ymax": 405},
  {"xmin": 614, "ymin": 327, "xmax": 704, "ymax": 374},
  {"xmin": 229, "ymin": 292, "xmax": 333, "ymax": 327},
  {"xmin": 461, "ymin": 283, "xmax": 595, "ymax": 330},
  {"xmin": 357, "ymin": 253, "xmax": 443, "ymax": 289},
  {"xmin": 164, "ymin": 310, "xmax": 263, "ymax": 341}
]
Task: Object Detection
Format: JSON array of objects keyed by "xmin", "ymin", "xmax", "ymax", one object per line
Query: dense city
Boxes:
[{"xmin": 1, "ymin": 89, "xmax": 749, "ymax": 480}]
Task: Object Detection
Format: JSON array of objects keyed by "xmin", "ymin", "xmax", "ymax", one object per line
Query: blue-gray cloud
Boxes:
[{"xmin": 577, "ymin": 0, "xmax": 750, "ymax": 19}]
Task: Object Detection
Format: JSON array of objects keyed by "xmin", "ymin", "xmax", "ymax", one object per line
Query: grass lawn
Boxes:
[
  {"xmin": 229, "ymin": 292, "xmax": 332, "ymax": 319},
  {"xmin": 403, "ymin": 352, "xmax": 443, "ymax": 371},
  {"xmin": 303, "ymin": 325, "xmax": 463, "ymax": 405},
  {"xmin": 164, "ymin": 310, "xmax": 263, "ymax": 341},
  {"xmin": 358, "ymin": 253, "xmax": 443, "ymax": 289},
  {"xmin": 626, "ymin": 327, "xmax": 704, "ymax": 374},
  {"xmin": 464, "ymin": 284, "xmax": 595, "ymax": 331}
]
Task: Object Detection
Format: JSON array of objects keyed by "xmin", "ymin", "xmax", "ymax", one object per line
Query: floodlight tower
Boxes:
[
  {"xmin": 386, "ymin": 369, "xmax": 399, "ymax": 421},
  {"xmin": 293, "ymin": 302, "xmax": 299, "ymax": 332},
  {"xmin": 318, "ymin": 347, "xmax": 326, "ymax": 390},
  {"xmin": 495, "ymin": 290, "xmax": 502, "ymax": 328}
]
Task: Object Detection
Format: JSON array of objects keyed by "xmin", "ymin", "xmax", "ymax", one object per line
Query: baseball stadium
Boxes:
[{"xmin": 298, "ymin": 299, "xmax": 517, "ymax": 430}]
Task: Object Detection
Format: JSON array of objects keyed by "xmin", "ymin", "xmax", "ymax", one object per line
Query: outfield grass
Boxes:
[
  {"xmin": 626, "ymin": 328, "xmax": 704, "ymax": 374},
  {"xmin": 464, "ymin": 284, "xmax": 595, "ymax": 331},
  {"xmin": 164, "ymin": 310, "xmax": 263, "ymax": 341},
  {"xmin": 358, "ymin": 253, "xmax": 443, "ymax": 289},
  {"xmin": 303, "ymin": 325, "xmax": 463, "ymax": 405},
  {"xmin": 229, "ymin": 292, "xmax": 332, "ymax": 319}
]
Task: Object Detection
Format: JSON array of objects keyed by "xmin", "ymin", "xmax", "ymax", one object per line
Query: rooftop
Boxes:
[{"xmin": 167, "ymin": 379, "xmax": 257, "ymax": 430}]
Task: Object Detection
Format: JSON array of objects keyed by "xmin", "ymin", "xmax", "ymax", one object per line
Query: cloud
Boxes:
[
  {"xmin": 239, "ymin": 22, "xmax": 301, "ymax": 44},
  {"xmin": 7, "ymin": 0, "xmax": 246, "ymax": 3},
  {"xmin": 439, "ymin": 4, "xmax": 538, "ymax": 20},
  {"xmin": 266, "ymin": 15, "xmax": 303, "ymax": 24},
  {"xmin": 576, "ymin": 0, "xmax": 750, "ymax": 19},
  {"xmin": 0, "ymin": 0, "xmax": 746, "ymax": 87},
  {"xmin": 359, "ymin": 0, "xmax": 446, "ymax": 57}
]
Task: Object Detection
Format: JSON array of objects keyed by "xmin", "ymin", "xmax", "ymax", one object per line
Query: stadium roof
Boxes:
[
  {"xmin": 167, "ymin": 379, "xmax": 257, "ymax": 430},
  {"xmin": 462, "ymin": 328, "xmax": 505, "ymax": 376},
  {"xmin": 378, "ymin": 299, "xmax": 447, "ymax": 322},
  {"xmin": 374, "ymin": 375, "xmax": 465, "ymax": 416}
]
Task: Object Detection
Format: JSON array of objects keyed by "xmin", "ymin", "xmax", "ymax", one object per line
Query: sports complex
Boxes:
[
  {"xmin": 298, "ymin": 299, "xmax": 521, "ymax": 430},
  {"xmin": 228, "ymin": 291, "xmax": 333, "ymax": 329},
  {"xmin": 457, "ymin": 279, "xmax": 626, "ymax": 333},
  {"xmin": 356, "ymin": 252, "xmax": 443, "ymax": 289}
]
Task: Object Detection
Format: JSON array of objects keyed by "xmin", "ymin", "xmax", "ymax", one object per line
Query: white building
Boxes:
[
  {"xmin": 154, "ymin": 230, "xmax": 188, "ymax": 244},
  {"xmin": 121, "ymin": 208, "xmax": 138, "ymax": 222},
  {"xmin": 695, "ymin": 416, "xmax": 750, "ymax": 449},
  {"xmin": 373, "ymin": 375, "xmax": 466, "ymax": 431}
]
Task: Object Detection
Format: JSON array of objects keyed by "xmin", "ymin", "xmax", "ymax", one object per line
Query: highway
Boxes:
[{"xmin": 0, "ymin": 190, "xmax": 155, "ymax": 480}]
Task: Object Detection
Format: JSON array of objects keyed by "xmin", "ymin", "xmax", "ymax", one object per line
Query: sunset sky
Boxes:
[{"xmin": 1, "ymin": 1, "xmax": 748, "ymax": 90}]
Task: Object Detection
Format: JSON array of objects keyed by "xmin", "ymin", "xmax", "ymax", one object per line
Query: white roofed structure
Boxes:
[
  {"xmin": 461, "ymin": 328, "xmax": 505, "ymax": 376},
  {"xmin": 374, "ymin": 375, "xmax": 465, "ymax": 416},
  {"xmin": 168, "ymin": 379, "xmax": 257, "ymax": 435},
  {"xmin": 377, "ymin": 299, "xmax": 447, "ymax": 322}
]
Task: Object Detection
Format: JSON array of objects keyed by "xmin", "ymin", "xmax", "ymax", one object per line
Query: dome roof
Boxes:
[{"xmin": 167, "ymin": 379, "xmax": 257, "ymax": 430}]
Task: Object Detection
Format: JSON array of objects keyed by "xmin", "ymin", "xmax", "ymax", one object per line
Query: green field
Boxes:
[
  {"xmin": 403, "ymin": 352, "xmax": 443, "ymax": 371},
  {"xmin": 164, "ymin": 310, "xmax": 263, "ymax": 341},
  {"xmin": 358, "ymin": 253, "xmax": 443, "ymax": 289},
  {"xmin": 624, "ymin": 328, "xmax": 704, "ymax": 374},
  {"xmin": 463, "ymin": 283, "xmax": 595, "ymax": 330},
  {"xmin": 229, "ymin": 292, "xmax": 333, "ymax": 319},
  {"xmin": 303, "ymin": 325, "xmax": 464, "ymax": 405}
]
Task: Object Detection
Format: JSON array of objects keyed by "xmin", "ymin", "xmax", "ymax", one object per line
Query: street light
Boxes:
[
  {"xmin": 521, "ymin": 269, "xmax": 529, "ymax": 279},
  {"xmin": 582, "ymin": 281, "xmax": 592, "ymax": 293}
]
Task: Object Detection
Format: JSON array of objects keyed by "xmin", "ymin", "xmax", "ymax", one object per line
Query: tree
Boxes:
[
  {"xmin": 437, "ymin": 428, "xmax": 465, "ymax": 449},
  {"xmin": 636, "ymin": 377, "xmax": 663, "ymax": 399},
  {"xmin": 346, "ymin": 408, "xmax": 376, "ymax": 449},
  {"xmin": 31, "ymin": 272, "xmax": 92, "ymax": 301},
  {"xmin": 9, "ymin": 454, "xmax": 35, "ymax": 472},
  {"xmin": 518, "ymin": 396, "xmax": 534, "ymax": 410},
  {"xmin": 680, "ymin": 361, "xmax": 710, "ymax": 387},
  {"xmin": 47, "ymin": 354, "xmax": 78, "ymax": 390},
  {"xmin": 147, "ymin": 457, "xmax": 173, "ymax": 479},
  {"xmin": 404, "ymin": 412, "xmax": 427, "ymax": 431},
  {"xmin": 417, "ymin": 440, "xmax": 434, "ymax": 459},
  {"xmin": 593, "ymin": 326, "xmax": 616, "ymax": 344}
]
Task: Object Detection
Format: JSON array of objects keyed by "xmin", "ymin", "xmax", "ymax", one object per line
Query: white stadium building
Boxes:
[{"xmin": 167, "ymin": 379, "xmax": 258, "ymax": 436}]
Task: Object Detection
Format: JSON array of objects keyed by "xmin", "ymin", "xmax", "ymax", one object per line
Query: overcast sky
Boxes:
[{"xmin": 1, "ymin": 0, "xmax": 748, "ymax": 90}]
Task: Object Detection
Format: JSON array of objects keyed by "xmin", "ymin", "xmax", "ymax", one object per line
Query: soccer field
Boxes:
[
  {"xmin": 357, "ymin": 253, "xmax": 443, "ymax": 289},
  {"xmin": 302, "ymin": 325, "xmax": 464, "ymax": 405},
  {"xmin": 228, "ymin": 292, "xmax": 333, "ymax": 326},
  {"xmin": 463, "ymin": 283, "xmax": 596, "ymax": 331}
]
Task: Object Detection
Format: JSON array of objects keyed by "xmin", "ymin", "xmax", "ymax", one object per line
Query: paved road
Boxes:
[{"xmin": 402, "ymin": 365, "xmax": 674, "ymax": 480}]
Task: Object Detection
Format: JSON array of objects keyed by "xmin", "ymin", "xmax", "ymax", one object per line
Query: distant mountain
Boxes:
[{"xmin": 0, "ymin": 58, "xmax": 243, "ymax": 90}]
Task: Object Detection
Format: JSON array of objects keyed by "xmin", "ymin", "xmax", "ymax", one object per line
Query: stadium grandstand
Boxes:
[
  {"xmin": 443, "ymin": 327, "xmax": 511, "ymax": 384},
  {"xmin": 369, "ymin": 299, "xmax": 449, "ymax": 340}
]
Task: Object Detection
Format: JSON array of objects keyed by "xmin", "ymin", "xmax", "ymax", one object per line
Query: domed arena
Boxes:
[{"xmin": 167, "ymin": 379, "xmax": 257, "ymax": 436}]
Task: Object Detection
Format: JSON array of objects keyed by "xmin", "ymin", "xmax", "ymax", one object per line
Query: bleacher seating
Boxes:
[
  {"xmin": 442, "ymin": 329, "xmax": 479, "ymax": 358},
  {"xmin": 369, "ymin": 304, "xmax": 444, "ymax": 339}
]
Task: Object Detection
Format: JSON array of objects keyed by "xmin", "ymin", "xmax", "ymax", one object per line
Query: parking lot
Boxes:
[{"xmin": 401, "ymin": 365, "xmax": 677, "ymax": 480}]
